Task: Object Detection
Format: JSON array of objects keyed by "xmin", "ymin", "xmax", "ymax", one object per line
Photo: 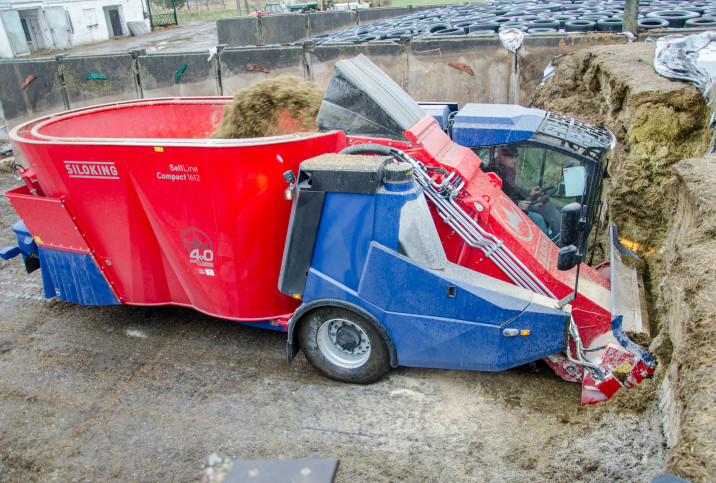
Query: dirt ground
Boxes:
[{"xmin": 0, "ymin": 168, "xmax": 666, "ymax": 481}]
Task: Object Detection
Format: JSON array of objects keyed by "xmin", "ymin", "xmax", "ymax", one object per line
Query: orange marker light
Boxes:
[
  {"xmin": 521, "ymin": 330, "xmax": 531, "ymax": 336},
  {"xmin": 284, "ymin": 188, "xmax": 293, "ymax": 200}
]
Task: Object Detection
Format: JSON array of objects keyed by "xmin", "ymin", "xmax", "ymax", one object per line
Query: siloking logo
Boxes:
[{"xmin": 65, "ymin": 161, "xmax": 119, "ymax": 180}]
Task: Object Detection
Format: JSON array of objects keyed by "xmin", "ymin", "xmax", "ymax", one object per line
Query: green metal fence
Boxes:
[{"xmin": 146, "ymin": 1, "xmax": 178, "ymax": 29}]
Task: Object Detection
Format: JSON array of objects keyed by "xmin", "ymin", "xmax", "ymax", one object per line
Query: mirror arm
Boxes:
[
  {"xmin": 558, "ymin": 206, "xmax": 587, "ymax": 309},
  {"xmin": 558, "ymin": 262, "xmax": 581, "ymax": 308}
]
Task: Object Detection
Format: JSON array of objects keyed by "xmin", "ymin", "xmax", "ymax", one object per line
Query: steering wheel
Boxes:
[{"xmin": 542, "ymin": 184, "xmax": 559, "ymax": 197}]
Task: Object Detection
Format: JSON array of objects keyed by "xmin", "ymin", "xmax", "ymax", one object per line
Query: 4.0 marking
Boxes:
[{"xmin": 190, "ymin": 248, "xmax": 213, "ymax": 263}]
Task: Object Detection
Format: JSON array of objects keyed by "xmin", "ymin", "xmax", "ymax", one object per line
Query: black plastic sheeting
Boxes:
[
  {"xmin": 296, "ymin": 0, "xmax": 716, "ymax": 45},
  {"xmin": 316, "ymin": 54, "xmax": 426, "ymax": 140}
]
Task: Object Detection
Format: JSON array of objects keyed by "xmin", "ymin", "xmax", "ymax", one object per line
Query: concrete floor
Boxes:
[
  {"xmin": 32, "ymin": 21, "xmax": 220, "ymax": 58},
  {"xmin": 0, "ymin": 171, "xmax": 667, "ymax": 482}
]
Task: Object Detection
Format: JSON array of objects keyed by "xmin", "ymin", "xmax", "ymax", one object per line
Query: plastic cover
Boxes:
[
  {"xmin": 498, "ymin": 28, "xmax": 525, "ymax": 54},
  {"xmin": 316, "ymin": 54, "xmax": 427, "ymax": 140},
  {"xmin": 654, "ymin": 32, "xmax": 716, "ymax": 101}
]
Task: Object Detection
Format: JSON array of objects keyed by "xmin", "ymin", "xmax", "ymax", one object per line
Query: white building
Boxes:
[{"xmin": 0, "ymin": 0, "xmax": 149, "ymax": 58}]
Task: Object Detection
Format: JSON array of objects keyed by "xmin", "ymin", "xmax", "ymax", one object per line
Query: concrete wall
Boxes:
[
  {"xmin": 61, "ymin": 53, "xmax": 138, "ymax": 108},
  {"xmin": 309, "ymin": 41, "xmax": 403, "ymax": 88},
  {"xmin": 0, "ymin": 58, "xmax": 65, "ymax": 128},
  {"xmin": 0, "ymin": 33, "xmax": 631, "ymax": 133},
  {"xmin": 218, "ymin": 6, "xmax": 428, "ymax": 47},
  {"xmin": 261, "ymin": 13, "xmax": 309, "ymax": 46},
  {"xmin": 139, "ymin": 52, "xmax": 220, "ymax": 97},
  {"xmin": 216, "ymin": 17, "xmax": 260, "ymax": 48},
  {"xmin": 308, "ymin": 10, "xmax": 355, "ymax": 36},
  {"xmin": 408, "ymin": 37, "xmax": 513, "ymax": 105},
  {"xmin": 220, "ymin": 46, "xmax": 304, "ymax": 95}
]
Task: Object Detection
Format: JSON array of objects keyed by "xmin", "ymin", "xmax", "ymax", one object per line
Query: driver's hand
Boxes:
[
  {"xmin": 530, "ymin": 186, "xmax": 542, "ymax": 198},
  {"xmin": 518, "ymin": 200, "xmax": 531, "ymax": 211}
]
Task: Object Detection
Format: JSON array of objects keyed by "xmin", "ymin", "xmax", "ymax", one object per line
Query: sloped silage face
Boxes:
[{"xmin": 532, "ymin": 41, "xmax": 716, "ymax": 482}]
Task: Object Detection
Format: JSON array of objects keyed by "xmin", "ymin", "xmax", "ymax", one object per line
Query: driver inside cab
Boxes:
[{"xmin": 485, "ymin": 146, "xmax": 561, "ymax": 242}]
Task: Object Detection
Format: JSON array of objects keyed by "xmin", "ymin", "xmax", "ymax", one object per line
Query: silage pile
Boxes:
[
  {"xmin": 211, "ymin": 76, "xmax": 324, "ymax": 139},
  {"xmin": 657, "ymin": 156, "xmax": 716, "ymax": 481},
  {"xmin": 532, "ymin": 41, "xmax": 715, "ymax": 482}
]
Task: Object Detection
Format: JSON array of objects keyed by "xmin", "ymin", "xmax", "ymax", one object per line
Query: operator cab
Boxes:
[
  {"xmin": 429, "ymin": 102, "xmax": 615, "ymax": 255},
  {"xmin": 475, "ymin": 142, "xmax": 597, "ymax": 243}
]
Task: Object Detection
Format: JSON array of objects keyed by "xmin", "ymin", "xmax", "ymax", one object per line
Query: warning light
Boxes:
[
  {"xmin": 284, "ymin": 188, "xmax": 294, "ymax": 201},
  {"xmin": 521, "ymin": 330, "xmax": 531, "ymax": 336},
  {"xmin": 292, "ymin": 294, "xmax": 301, "ymax": 300}
]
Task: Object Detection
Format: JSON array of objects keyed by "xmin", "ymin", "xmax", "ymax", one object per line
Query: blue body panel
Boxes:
[
  {"xmin": 451, "ymin": 103, "xmax": 546, "ymax": 147},
  {"xmin": 419, "ymin": 104, "xmax": 451, "ymax": 130},
  {"xmin": 311, "ymin": 192, "xmax": 375, "ymax": 291},
  {"xmin": 11, "ymin": 220, "xmax": 38, "ymax": 258},
  {"xmin": 303, "ymin": 247, "xmax": 565, "ymax": 371},
  {"xmin": 38, "ymin": 247, "xmax": 120, "ymax": 305},
  {"xmin": 302, "ymin": 184, "xmax": 567, "ymax": 372},
  {"xmin": 3, "ymin": 220, "xmax": 117, "ymax": 305},
  {"xmin": 1, "ymin": 220, "xmax": 38, "ymax": 261}
]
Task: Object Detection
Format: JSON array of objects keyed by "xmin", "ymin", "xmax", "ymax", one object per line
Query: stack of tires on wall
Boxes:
[{"xmin": 296, "ymin": 0, "xmax": 716, "ymax": 45}]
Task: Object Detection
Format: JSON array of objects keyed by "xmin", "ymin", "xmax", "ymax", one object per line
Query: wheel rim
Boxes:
[{"xmin": 317, "ymin": 318, "xmax": 371, "ymax": 369}]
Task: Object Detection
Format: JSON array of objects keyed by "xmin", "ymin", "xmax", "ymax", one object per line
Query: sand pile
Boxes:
[
  {"xmin": 532, "ymin": 42, "xmax": 715, "ymax": 482},
  {"xmin": 211, "ymin": 76, "xmax": 324, "ymax": 139}
]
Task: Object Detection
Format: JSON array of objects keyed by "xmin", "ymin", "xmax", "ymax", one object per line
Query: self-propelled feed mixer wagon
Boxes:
[{"xmin": 2, "ymin": 55, "xmax": 655, "ymax": 404}]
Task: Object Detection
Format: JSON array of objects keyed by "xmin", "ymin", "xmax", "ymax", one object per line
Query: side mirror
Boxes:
[
  {"xmin": 562, "ymin": 165, "xmax": 586, "ymax": 197},
  {"xmin": 560, "ymin": 202, "xmax": 582, "ymax": 247},
  {"xmin": 557, "ymin": 245, "xmax": 580, "ymax": 271}
]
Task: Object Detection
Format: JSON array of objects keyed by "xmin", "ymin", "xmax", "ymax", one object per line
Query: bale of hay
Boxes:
[{"xmin": 211, "ymin": 76, "xmax": 324, "ymax": 139}]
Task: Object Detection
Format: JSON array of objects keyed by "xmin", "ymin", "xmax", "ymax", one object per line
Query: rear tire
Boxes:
[{"xmin": 298, "ymin": 307, "xmax": 390, "ymax": 384}]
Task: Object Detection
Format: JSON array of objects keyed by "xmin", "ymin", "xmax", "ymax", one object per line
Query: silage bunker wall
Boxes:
[
  {"xmin": 532, "ymin": 42, "xmax": 715, "ymax": 482},
  {"xmin": 0, "ymin": 32, "xmax": 631, "ymax": 135}
]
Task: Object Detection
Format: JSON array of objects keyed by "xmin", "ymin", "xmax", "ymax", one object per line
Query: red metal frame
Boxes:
[{"xmin": 10, "ymin": 98, "xmax": 348, "ymax": 321}]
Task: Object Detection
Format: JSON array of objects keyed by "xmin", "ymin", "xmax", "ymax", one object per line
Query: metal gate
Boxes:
[{"xmin": 146, "ymin": 0, "xmax": 178, "ymax": 29}]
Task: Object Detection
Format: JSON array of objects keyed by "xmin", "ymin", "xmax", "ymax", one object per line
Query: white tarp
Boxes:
[
  {"xmin": 654, "ymin": 31, "xmax": 716, "ymax": 98},
  {"xmin": 655, "ymin": 31, "xmax": 716, "ymax": 151}
]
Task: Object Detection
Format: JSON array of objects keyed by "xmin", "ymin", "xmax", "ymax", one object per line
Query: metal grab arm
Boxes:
[{"xmin": 401, "ymin": 154, "xmax": 556, "ymax": 299}]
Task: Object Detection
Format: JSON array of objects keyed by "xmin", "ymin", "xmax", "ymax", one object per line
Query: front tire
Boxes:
[{"xmin": 297, "ymin": 307, "xmax": 390, "ymax": 384}]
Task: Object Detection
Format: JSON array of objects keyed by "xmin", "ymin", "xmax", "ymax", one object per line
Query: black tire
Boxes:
[
  {"xmin": 428, "ymin": 27, "xmax": 466, "ymax": 36},
  {"xmin": 551, "ymin": 15, "xmax": 578, "ymax": 28},
  {"xmin": 499, "ymin": 22, "xmax": 529, "ymax": 32},
  {"xmin": 564, "ymin": 19, "xmax": 597, "ymax": 32},
  {"xmin": 684, "ymin": 18, "xmax": 716, "ymax": 28},
  {"xmin": 468, "ymin": 22, "xmax": 500, "ymax": 33},
  {"xmin": 645, "ymin": 10, "xmax": 699, "ymax": 28},
  {"xmin": 298, "ymin": 307, "xmax": 390, "ymax": 384},
  {"xmin": 428, "ymin": 22, "xmax": 451, "ymax": 33},
  {"xmin": 597, "ymin": 18, "xmax": 623, "ymax": 32},
  {"xmin": 527, "ymin": 18, "xmax": 560, "ymax": 29},
  {"xmin": 638, "ymin": 18, "xmax": 669, "ymax": 29}
]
